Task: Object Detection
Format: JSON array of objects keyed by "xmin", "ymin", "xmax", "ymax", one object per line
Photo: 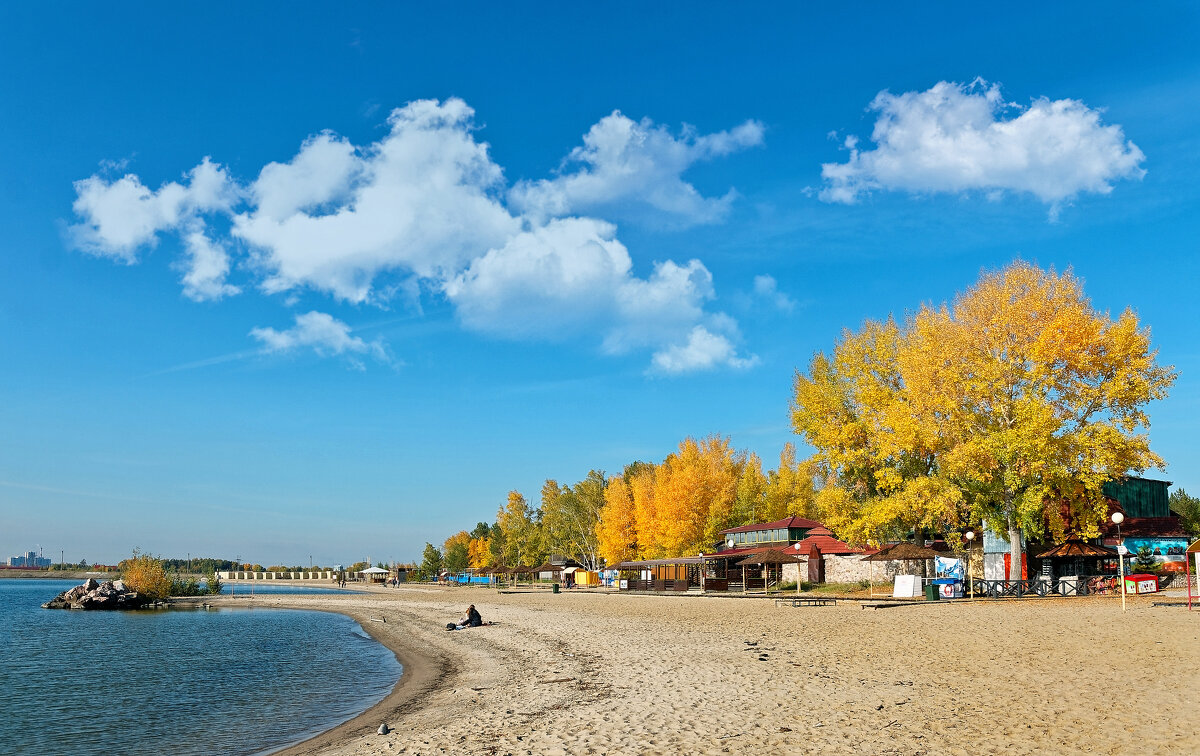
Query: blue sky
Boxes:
[{"xmin": 2, "ymin": 4, "xmax": 1197, "ymax": 566}]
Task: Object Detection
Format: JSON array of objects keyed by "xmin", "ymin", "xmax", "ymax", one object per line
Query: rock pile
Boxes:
[{"xmin": 42, "ymin": 578, "xmax": 149, "ymax": 610}]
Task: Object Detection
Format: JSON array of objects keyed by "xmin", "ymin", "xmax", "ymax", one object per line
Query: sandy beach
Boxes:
[{"xmin": 205, "ymin": 585, "xmax": 1199, "ymax": 756}]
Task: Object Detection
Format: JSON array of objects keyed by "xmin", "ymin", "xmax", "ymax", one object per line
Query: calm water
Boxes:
[{"xmin": 0, "ymin": 579, "xmax": 402, "ymax": 756}]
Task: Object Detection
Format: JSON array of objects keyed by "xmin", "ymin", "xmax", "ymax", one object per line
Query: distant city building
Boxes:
[{"xmin": 7, "ymin": 550, "xmax": 52, "ymax": 568}]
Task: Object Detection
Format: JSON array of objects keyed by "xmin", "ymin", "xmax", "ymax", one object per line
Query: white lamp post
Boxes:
[
  {"xmin": 1112, "ymin": 512, "xmax": 1126, "ymax": 612},
  {"xmin": 964, "ymin": 530, "xmax": 976, "ymax": 601}
]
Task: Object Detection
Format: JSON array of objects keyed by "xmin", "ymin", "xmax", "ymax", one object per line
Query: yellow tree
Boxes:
[
  {"xmin": 902, "ymin": 262, "xmax": 1174, "ymax": 571},
  {"xmin": 467, "ymin": 537, "xmax": 491, "ymax": 569},
  {"xmin": 764, "ymin": 443, "xmax": 818, "ymax": 521},
  {"xmin": 794, "ymin": 262, "xmax": 1175, "ymax": 573},
  {"xmin": 629, "ymin": 463, "xmax": 663, "ymax": 558},
  {"xmin": 596, "ymin": 475, "xmax": 638, "ymax": 566},
  {"xmin": 793, "ymin": 317, "xmax": 956, "ymax": 545},
  {"xmin": 653, "ymin": 436, "xmax": 742, "ymax": 556},
  {"xmin": 732, "ymin": 452, "xmax": 768, "ymax": 525}
]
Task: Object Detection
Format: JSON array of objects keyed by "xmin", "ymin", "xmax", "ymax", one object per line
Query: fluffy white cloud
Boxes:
[
  {"xmin": 444, "ymin": 218, "xmax": 632, "ymax": 338},
  {"xmin": 752, "ymin": 275, "xmax": 795, "ymax": 313},
  {"xmin": 249, "ymin": 131, "xmax": 362, "ymax": 221},
  {"xmin": 69, "ymin": 99, "xmax": 760, "ymax": 373},
  {"xmin": 510, "ymin": 112, "xmax": 763, "ymax": 225},
  {"xmin": 650, "ymin": 326, "xmax": 758, "ymax": 375},
  {"xmin": 820, "ymin": 80, "xmax": 1145, "ymax": 214},
  {"xmin": 71, "ymin": 157, "xmax": 236, "ymax": 262},
  {"xmin": 443, "ymin": 217, "xmax": 752, "ymax": 370},
  {"xmin": 249, "ymin": 311, "xmax": 387, "ymax": 365},
  {"xmin": 235, "ymin": 99, "xmax": 520, "ymax": 303}
]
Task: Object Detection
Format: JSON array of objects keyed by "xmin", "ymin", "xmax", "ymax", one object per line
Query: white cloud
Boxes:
[
  {"xmin": 444, "ymin": 217, "xmax": 753, "ymax": 371},
  {"xmin": 235, "ymin": 98, "xmax": 519, "ymax": 303},
  {"xmin": 249, "ymin": 131, "xmax": 362, "ymax": 221},
  {"xmin": 752, "ymin": 275, "xmax": 795, "ymax": 313},
  {"xmin": 71, "ymin": 157, "xmax": 236, "ymax": 262},
  {"xmin": 249, "ymin": 311, "xmax": 388, "ymax": 366},
  {"xmin": 510, "ymin": 111, "xmax": 763, "ymax": 226},
  {"xmin": 820, "ymin": 79, "xmax": 1145, "ymax": 215},
  {"xmin": 444, "ymin": 217, "xmax": 631, "ymax": 339},
  {"xmin": 650, "ymin": 326, "xmax": 758, "ymax": 375},
  {"xmin": 69, "ymin": 99, "xmax": 760, "ymax": 373},
  {"xmin": 179, "ymin": 226, "xmax": 239, "ymax": 302}
]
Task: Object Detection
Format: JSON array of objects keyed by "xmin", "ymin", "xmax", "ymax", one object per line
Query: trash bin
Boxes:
[
  {"xmin": 552, "ymin": 583, "xmax": 560, "ymax": 594},
  {"xmin": 923, "ymin": 583, "xmax": 940, "ymax": 600}
]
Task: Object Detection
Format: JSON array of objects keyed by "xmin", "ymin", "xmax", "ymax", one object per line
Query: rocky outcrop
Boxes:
[{"xmin": 42, "ymin": 578, "xmax": 149, "ymax": 610}]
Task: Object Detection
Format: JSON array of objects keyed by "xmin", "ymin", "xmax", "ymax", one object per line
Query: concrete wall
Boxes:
[{"xmin": 218, "ymin": 571, "xmax": 337, "ymax": 580}]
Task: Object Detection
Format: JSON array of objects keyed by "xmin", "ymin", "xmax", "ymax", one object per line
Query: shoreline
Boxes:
[{"xmin": 179, "ymin": 586, "xmax": 1198, "ymax": 755}]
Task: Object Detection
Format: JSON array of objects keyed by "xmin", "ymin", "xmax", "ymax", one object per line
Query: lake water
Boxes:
[{"xmin": 0, "ymin": 579, "xmax": 402, "ymax": 756}]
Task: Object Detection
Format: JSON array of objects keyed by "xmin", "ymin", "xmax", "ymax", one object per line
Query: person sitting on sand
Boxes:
[{"xmin": 447, "ymin": 605, "xmax": 484, "ymax": 630}]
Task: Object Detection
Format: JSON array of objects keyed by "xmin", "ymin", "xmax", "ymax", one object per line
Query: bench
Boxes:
[{"xmin": 775, "ymin": 597, "xmax": 837, "ymax": 608}]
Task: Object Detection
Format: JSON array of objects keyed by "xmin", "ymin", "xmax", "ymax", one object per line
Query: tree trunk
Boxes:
[{"xmin": 1007, "ymin": 520, "xmax": 1023, "ymax": 582}]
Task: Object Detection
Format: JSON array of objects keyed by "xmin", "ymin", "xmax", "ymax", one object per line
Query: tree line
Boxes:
[{"xmin": 422, "ymin": 438, "xmax": 819, "ymax": 576}]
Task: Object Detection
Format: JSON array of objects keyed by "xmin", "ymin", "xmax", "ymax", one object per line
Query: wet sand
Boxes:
[{"xmin": 207, "ymin": 584, "xmax": 1200, "ymax": 756}]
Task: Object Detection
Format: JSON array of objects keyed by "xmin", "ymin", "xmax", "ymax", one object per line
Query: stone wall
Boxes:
[{"xmin": 823, "ymin": 555, "xmax": 934, "ymax": 583}]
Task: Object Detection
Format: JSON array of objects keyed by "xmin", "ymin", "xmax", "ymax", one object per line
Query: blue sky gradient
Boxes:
[{"xmin": 2, "ymin": 4, "xmax": 1197, "ymax": 565}]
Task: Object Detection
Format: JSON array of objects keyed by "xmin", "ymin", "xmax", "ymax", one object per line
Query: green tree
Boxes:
[
  {"xmin": 420, "ymin": 543, "xmax": 443, "ymax": 579},
  {"xmin": 470, "ymin": 521, "xmax": 492, "ymax": 540},
  {"xmin": 1169, "ymin": 488, "xmax": 1200, "ymax": 538},
  {"xmin": 497, "ymin": 491, "xmax": 543, "ymax": 566},
  {"xmin": 541, "ymin": 471, "xmax": 607, "ymax": 570}
]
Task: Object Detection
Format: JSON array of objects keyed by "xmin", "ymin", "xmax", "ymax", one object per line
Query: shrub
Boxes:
[
  {"xmin": 120, "ymin": 550, "xmax": 172, "ymax": 601},
  {"xmin": 206, "ymin": 571, "xmax": 222, "ymax": 595},
  {"xmin": 170, "ymin": 575, "xmax": 204, "ymax": 596}
]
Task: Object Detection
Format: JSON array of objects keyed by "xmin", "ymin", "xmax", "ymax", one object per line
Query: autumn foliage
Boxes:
[
  {"xmin": 793, "ymin": 261, "xmax": 1174, "ymax": 565},
  {"xmin": 119, "ymin": 550, "xmax": 173, "ymax": 601}
]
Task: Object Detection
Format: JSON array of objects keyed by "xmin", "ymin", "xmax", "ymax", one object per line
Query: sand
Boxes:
[{"xmin": 204, "ymin": 585, "xmax": 1199, "ymax": 756}]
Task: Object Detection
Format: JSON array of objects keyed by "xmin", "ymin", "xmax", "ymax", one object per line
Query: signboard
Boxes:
[
  {"xmin": 619, "ymin": 579, "xmax": 629, "ymax": 590},
  {"xmin": 893, "ymin": 574, "xmax": 921, "ymax": 598},
  {"xmin": 1124, "ymin": 574, "xmax": 1159, "ymax": 594}
]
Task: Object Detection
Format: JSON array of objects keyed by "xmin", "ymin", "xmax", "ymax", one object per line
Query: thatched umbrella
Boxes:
[{"xmin": 735, "ymin": 548, "xmax": 806, "ymax": 594}]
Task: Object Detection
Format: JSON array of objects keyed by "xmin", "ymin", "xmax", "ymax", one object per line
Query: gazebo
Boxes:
[
  {"xmin": 735, "ymin": 548, "xmax": 807, "ymax": 594},
  {"xmin": 360, "ymin": 566, "xmax": 389, "ymax": 584},
  {"xmin": 1035, "ymin": 540, "xmax": 1118, "ymax": 580},
  {"xmin": 530, "ymin": 563, "xmax": 564, "ymax": 581}
]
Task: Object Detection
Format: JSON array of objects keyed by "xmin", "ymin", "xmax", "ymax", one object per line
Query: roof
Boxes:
[
  {"xmin": 612, "ymin": 557, "xmax": 706, "ymax": 569},
  {"xmin": 734, "ymin": 548, "xmax": 806, "ymax": 566},
  {"xmin": 718, "ymin": 516, "xmax": 824, "ymax": 535},
  {"xmin": 861, "ymin": 542, "xmax": 943, "ymax": 562},
  {"xmin": 1100, "ymin": 516, "xmax": 1189, "ymax": 540},
  {"xmin": 1036, "ymin": 540, "xmax": 1118, "ymax": 559},
  {"xmin": 789, "ymin": 534, "xmax": 865, "ymax": 556}
]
